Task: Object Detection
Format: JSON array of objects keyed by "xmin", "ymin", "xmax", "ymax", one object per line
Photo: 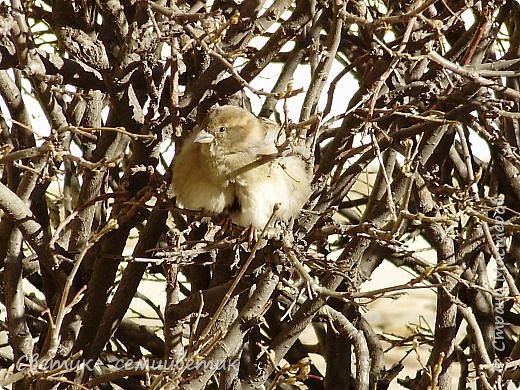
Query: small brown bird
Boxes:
[{"xmin": 172, "ymin": 105, "xmax": 311, "ymax": 230}]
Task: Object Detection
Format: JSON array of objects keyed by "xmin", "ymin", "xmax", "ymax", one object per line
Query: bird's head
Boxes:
[{"xmin": 193, "ymin": 105, "xmax": 266, "ymax": 156}]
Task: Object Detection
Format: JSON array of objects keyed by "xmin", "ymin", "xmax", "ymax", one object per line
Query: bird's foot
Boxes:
[
  {"xmin": 240, "ymin": 224, "xmax": 258, "ymax": 249},
  {"xmin": 216, "ymin": 216, "xmax": 234, "ymax": 237}
]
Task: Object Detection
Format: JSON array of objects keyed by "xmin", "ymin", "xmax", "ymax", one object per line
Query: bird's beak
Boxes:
[{"xmin": 194, "ymin": 130, "xmax": 215, "ymax": 144}]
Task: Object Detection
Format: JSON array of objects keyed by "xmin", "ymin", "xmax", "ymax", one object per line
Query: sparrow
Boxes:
[{"xmin": 172, "ymin": 105, "xmax": 311, "ymax": 230}]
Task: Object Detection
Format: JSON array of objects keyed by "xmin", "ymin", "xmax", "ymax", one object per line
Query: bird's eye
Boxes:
[{"xmin": 219, "ymin": 126, "xmax": 227, "ymax": 133}]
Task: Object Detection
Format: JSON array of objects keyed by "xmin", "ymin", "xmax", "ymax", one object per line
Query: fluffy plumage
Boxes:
[{"xmin": 172, "ymin": 105, "xmax": 311, "ymax": 229}]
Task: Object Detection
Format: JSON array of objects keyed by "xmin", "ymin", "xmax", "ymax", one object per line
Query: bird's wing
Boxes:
[
  {"xmin": 232, "ymin": 156, "xmax": 311, "ymax": 228},
  {"xmin": 256, "ymin": 117, "xmax": 284, "ymax": 153}
]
